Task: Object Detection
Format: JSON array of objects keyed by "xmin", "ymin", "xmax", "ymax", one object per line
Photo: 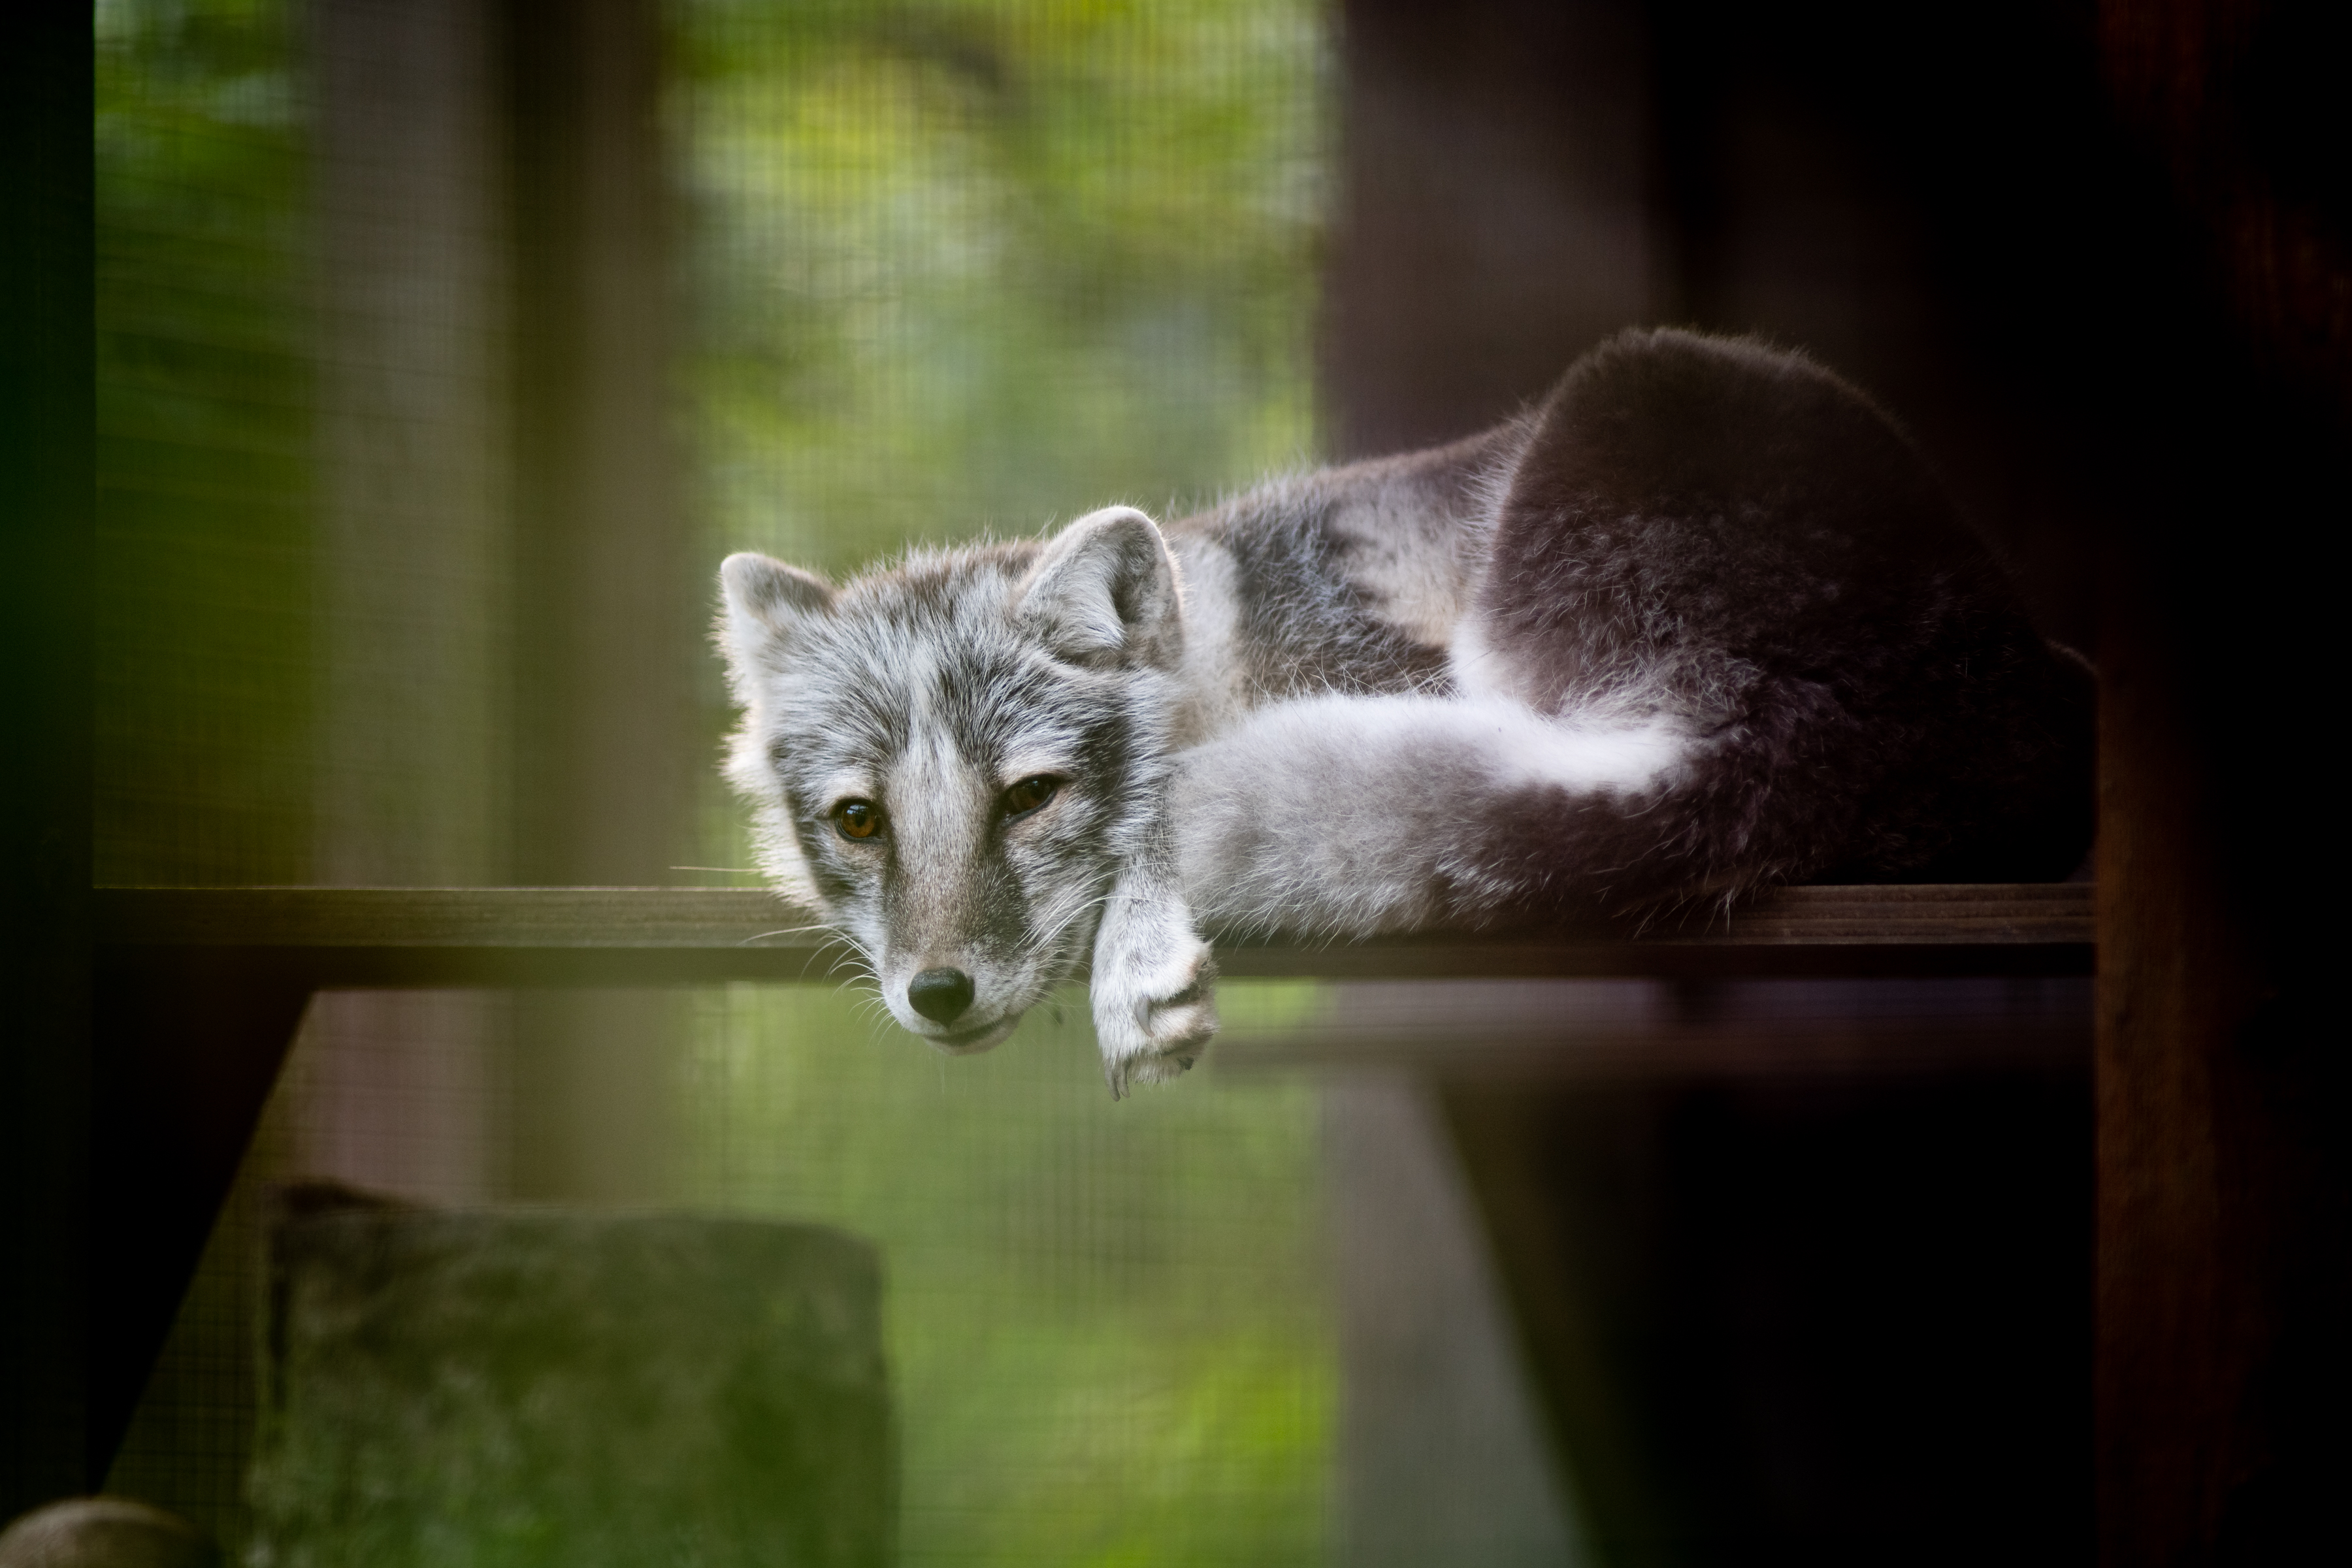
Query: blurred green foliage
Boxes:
[
  {"xmin": 674, "ymin": 0, "xmax": 1328, "ymax": 577},
  {"xmin": 683, "ymin": 986, "xmax": 1331, "ymax": 1568},
  {"xmin": 95, "ymin": 0, "xmax": 315, "ymax": 885}
]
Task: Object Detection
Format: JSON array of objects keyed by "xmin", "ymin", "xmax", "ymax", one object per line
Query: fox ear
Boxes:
[
  {"xmin": 1016, "ymin": 506, "xmax": 1184, "ymax": 670},
  {"xmin": 718, "ymin": 552, "xmax": 834, "ymax": 674}
]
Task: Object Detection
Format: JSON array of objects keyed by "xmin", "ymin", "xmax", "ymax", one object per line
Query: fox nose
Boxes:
[{"xmin": 907, "ymin": 967, "xmax": 975, "ymax": 1024}]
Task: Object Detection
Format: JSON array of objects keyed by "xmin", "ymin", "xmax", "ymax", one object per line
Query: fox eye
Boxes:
[
  {"xmin": 1001, "ymin": 775, "xmax": 1061, "ymax": 817},
  {"xmin": 832, "ymin": 798, "xmax": 885, "ymax": 840}
]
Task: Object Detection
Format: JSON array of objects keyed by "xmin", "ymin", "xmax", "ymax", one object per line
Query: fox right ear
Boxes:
[
  {"xmin": 1017, "ymin": 506, "xmax": 1184, "ymax": 670},
  {"xmin": 718, "ymin": 552, "xmax": 834, "ymax": 672}
]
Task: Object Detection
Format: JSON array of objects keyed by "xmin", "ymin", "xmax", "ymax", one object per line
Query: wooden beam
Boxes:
[{"xmin": 93, "ymin": 883, "xmax": 2092, "ymax": 987}]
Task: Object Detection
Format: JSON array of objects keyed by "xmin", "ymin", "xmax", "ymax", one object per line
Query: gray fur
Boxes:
[{"xmin": 717, "ymin": 329, "xmax": 2092, "ymax": 1092}]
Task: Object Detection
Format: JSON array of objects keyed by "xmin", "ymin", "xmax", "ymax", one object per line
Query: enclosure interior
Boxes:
[{"xmin": 89, "ymin": 0, "xmax": 2310, "ymax": 1560}]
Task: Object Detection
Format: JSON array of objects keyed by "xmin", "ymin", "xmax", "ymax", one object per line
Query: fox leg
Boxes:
[
  {"xmin": 1173, "ymin": 693, "xmax": 1717, "ymax": 938},
  {"xmin": 1089, "ymin": 836, "xmax": 1219, "ymax": 1098}
]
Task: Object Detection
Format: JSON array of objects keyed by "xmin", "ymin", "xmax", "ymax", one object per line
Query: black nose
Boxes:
[{"xmin": 907, "ymin": 968, "xmax": 975, "ymax": 1024}]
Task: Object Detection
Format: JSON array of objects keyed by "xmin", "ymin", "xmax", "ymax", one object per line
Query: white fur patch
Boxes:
[
  {"xmin": 1445, "ymin": 617, "xmax": 1513, "ymax": 703},
  {"xmin": 1234, "ymin": 693, "xmax": 1694, "ymax": 798},
  {"xmin": 1495, "ymin": 708, "xmax": 1695, "ymax": 795},
  {"xmin": 1170, "ymin": 693, "xmax": 1697, "ymax": 939}
]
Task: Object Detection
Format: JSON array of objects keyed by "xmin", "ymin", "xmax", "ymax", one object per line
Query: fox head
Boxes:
[{"xmin": 716, "ymin": 508, "xmax": 1187, "ymax": 1054}]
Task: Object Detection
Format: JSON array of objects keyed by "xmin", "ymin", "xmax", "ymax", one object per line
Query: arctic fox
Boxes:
[{"xmin": 717, "ymin": 329, "xmax": 2092, "ymax": 1094}]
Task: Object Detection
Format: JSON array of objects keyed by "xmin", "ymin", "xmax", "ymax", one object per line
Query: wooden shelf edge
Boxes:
[{"xmin": 91, "ymin": 883, "xmax": 2093, "ymax": 984}]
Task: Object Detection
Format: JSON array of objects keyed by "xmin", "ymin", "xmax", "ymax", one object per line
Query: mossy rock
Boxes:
[{"xmin": 247, "ymin": 1210, "xmax": 891, "ymax": 1568}]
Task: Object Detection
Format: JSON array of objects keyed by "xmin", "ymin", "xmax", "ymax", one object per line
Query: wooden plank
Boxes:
[
  {"xmin": 95, "ymin": 886, "xmax": 801, "ymax": 949},
  {"xmin": 1216, "ymin": 882, "xmax": 2091, "ymax": 981},
  {"xmin": 91, "ymin": 883, "xmax": 2091, "ymax": 987},
  {"xmin": 93, "ymin": 887, "xmax": 840, "ymax": 987}
]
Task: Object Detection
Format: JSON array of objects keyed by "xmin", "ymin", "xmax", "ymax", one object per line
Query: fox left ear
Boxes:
[
  {"xmin": 1017, "ymin": 506, "xmax": 1184, "ymax": 670},
  {"xmin": 717, "ymin": 551, "xmax": 834, "ymax": 684}
]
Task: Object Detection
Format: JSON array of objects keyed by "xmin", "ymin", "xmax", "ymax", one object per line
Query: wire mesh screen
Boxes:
[
  {"xmin": 96, "ymin": 0, "xmax": 1343, "ymax": 1561},
  {"xmin": 95, "ymin": 0, "xmax": 316, "ymax": 887},
  {"xmin": 677, "ymin": 0, "xmax": 1324, "ymax": 570},
  {"xmin": 684, "ymin": 988, "xmax": 1332, "ymax": 1565}
]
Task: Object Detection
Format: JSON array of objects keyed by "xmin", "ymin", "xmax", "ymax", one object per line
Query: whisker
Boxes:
[
  {"xmin": 821, "ymin": 944, "xmax": 874, "ymax": 985},
  {"xmin": 783, "ymin": 929, "xmax": 870, "ymax": 987},
  {"xmin": 737, "ymin": 923, "xmax": 838, "ymax": 944}
]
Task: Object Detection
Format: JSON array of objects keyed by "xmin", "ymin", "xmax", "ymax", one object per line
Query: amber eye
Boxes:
[
  {"xmin": 833, "ymin": 799, "xmax": 884, "ymax": 840},
  {"xmin": 1001, "ymin": 775, "xmax": 1060, "ymax": 817}
]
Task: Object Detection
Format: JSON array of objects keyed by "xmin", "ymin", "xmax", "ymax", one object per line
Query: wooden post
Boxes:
[
  {"xmin": 2093, "ymin": 3, "xmax": 2351, "ymax": 1558},
  {"xmin": 503, "ymin": 0, "xmax": 695, "ymax": 1205},
  {"xmin": 0, "ymin": 0, "xmax": 93, "ymax": 1512},
  {"xmin": 2095, "ymin": 560, "xmax": 2240, "ymax": 1561},
  {"xmin": 308, "ymin": 0, "xmax": 515, "ymax": 1203},
  {"xmin": 2094, "ymin": 487, "xmax": 2349, "ymax": 1562},
  {"xmin": 506, "ymin": 0, "xmax": 691, "ymax": 898},
  {"xmin": 2093, "ymin": 469, "xmax": 2348, "ymax": 1564}
]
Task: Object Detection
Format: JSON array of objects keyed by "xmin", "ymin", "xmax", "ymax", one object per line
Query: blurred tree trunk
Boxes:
[
  {"xmin": 504, "ymin": 0, "xmax": 693, "ymax": 1204},
  {"xmin": 310, "ymin": 0, "xmax": 513, "ymax": 1204}
]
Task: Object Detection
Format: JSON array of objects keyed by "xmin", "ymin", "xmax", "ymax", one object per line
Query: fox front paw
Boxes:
[{"xmin": 1091, "ymin": 930, "xmax": 1220, "ymax": 1100}]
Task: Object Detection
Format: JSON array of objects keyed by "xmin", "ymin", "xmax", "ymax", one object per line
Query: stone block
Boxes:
[{"xmin": 246, "ymin": 1203, "xmax": 891, "ymax": 1568}]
